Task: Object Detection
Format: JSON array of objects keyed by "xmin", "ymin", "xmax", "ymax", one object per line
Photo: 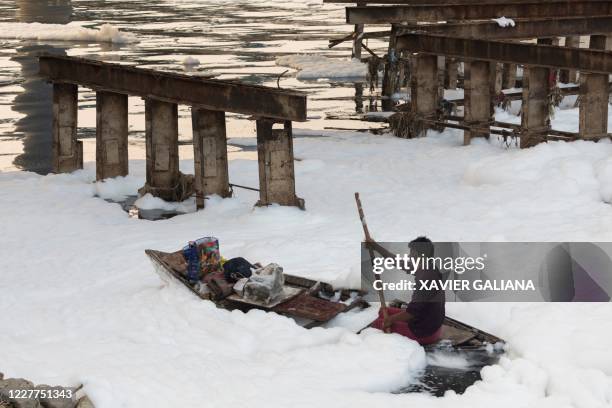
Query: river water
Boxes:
[{"xmin": 0, "ymin": 0, "xmax": 388, "ymax": 173}]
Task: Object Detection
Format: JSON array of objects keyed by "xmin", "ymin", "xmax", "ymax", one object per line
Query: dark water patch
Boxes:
[
  {"xmin": 107, "ymin": 195, "xmax": 189, "ymax": 221},
  {"xmin": 396, "ymin": 346, "xmax": 503, "ymax": 397}
]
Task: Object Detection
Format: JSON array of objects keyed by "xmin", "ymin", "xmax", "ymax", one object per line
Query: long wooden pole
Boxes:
[{"xmin": 354, "ymin": 192, "xmax": 390, "ymax": 332}]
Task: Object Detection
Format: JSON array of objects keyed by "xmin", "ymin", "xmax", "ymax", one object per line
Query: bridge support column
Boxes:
[
  {"xmin": 560, "ymin": 36, "xmax": 580, "ymax": 83},
  {"xmin": 52, "ymin": 83, "xmax": 82, "ymax": 173},
  {"xmin": 445, "ymin": 58, "xmax": 458, "ymax": 90},
  {"xmin": 382, "ymin": 25, "xmax": 400, "ymax": 111},
  {"xmin": 256, "ymin": 119, "xmax": 303, "ymax": 209},
  {"xmin": 410, "ymin": 54, "xmax": 438, "ymax": 138},
  {"xmin": 464, "ymin": 60, "xmax": 492, "ymax": 145},
  {"xmin": 491, "ymin": 62, "xmax": 503, "ymax": 94},
  {"xmin": 352, "ymin": 1, "xmax": 366, "ymax": 59},
  {"xmin": 579, "ymin": 35, "xmax": 610, "ymax": 140},
  {"xmin": 140, "ymin": 99, "xmax": 181, "ymax": 201},
  {"xmin": 502, "ymin": 64, "xmax": 517, "ymax": 89},
  {"xmin": 192, "ymin": 108, "xmax": 231, "ymax": 210},
  {"xmin": 96, "ymin": 91, "xmax": 128, "ymax": 181},
  {"xmin": 521, "ymin": 66, "xmax": 550, "ymax": 148}
]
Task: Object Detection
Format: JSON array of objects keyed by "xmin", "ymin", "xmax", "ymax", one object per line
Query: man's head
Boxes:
[{"xmin": 409, "ymin": 236, "xmax": 434, "ymax": 258}]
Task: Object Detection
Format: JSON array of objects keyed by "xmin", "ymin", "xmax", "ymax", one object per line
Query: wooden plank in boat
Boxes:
[
  {"xmin": 274, "ymin": 292, "xmax": 347, "ymax": 322},
  {"xmin": 440, "ymin": 324, "xmax": 478, "ymax": 346}
]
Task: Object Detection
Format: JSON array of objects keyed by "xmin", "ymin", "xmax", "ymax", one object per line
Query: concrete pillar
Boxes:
[
  {"xmin": 192, "ymin": 108, "xmax": 231, "ymax": 209},
  {"xmin": 463, "ymin": 60, "xmax": 493, "ymax": 145},
  {"xmin": 579, "ymin": 35, "xmax": 610, "ymax": 140},
  {"xmin": 560, "ymin": 36, "xmax": 580, "ymax": 83},
  {"xmin": 398, "ymin": 50, "xmax": 410, "ymax": 89},
  {"xmin": 95, "ymin": 91, "xmax": 128, "ymax": 181},
  {"xmin": 445, "ymin": 58, "xmax": 458, "ymax": 90},
  {"xmin": 521, "ymin": 66, "xmax": 550, "ymax": 148},
  {"xmin": 437, "ymin": 56, "xmax": 446, "ymax": 101},
  {"xmin": 491, "ymin": 62, "xmax": 503, "ymax": 95},
  {"xmin": 537, "ymin": 38, "xmax": 559, "ymax": 88},
  {"xmin": 52, "ymin": 82, "xmax": 82, "ymax": 173},
  {"xmin": 410, "ymin": 54, "xmax": 439, "ymax": 138},
  {"xmin": 352, "ymin": 24, "xmax": 363, "ymax": 59},
  {"xmin": 354, "ymin": 82, "xmax": 364, "ymax": 114},
  {"xmin": 382, "ymin": 25, "xmax": 399, "ymax": 111},
  {"xmin": 502, "ymin": 64, "xmax": 517, "ymax": 89},
  {"xmin": 352, "ymin": 1, "xmax": 366, "ymax": 59},
  {"xmin": 143, "ymin": 98, "xmax": 180, "ymax": 200},
  {"xmin": 351, "ymin": 24, "xmax": 363, "ymax": 59},
  {"xmin": 256, "ymin": 119, "xmax": 303, "ymax": 208}
]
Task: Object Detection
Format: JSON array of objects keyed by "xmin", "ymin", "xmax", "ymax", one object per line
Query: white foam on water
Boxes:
[{"xmin": 0, "ymin": 22, "xmax": 138, "ymax": 44}]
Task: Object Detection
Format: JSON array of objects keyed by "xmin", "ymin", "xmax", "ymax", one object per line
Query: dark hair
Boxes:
[{"xmin": 409, "ymin": 236, "xmax": 434, "ymax": 258}]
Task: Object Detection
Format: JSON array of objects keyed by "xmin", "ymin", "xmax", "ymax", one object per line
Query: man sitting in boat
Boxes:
[{"xmin": 372, "ymin": 237, "xmax": 446, "ymax": 345}]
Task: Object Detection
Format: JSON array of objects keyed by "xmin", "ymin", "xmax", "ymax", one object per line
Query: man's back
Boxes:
[{"xmin": 406, "ymin": 267, "xmax": 446, "ymax": 337}]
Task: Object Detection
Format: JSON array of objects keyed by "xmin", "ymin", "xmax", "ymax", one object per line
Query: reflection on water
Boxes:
[
  {"xmin": 16, "ymin": 0, "xmax": 72, "ymax": 24},
  {"xmin": 12, "ymin": 45, "xmax": 65, "ymax": 173},
  {"xmin": 0, "ymin": 0, "xmax": 388, "ymax": 173},
  {"xmin": 7, "ymin": 0, "xmax": 72, "ymax": 172}
]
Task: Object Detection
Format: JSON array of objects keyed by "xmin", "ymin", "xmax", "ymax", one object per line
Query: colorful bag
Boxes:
[{"xmin": 182, "ymin": 237, "xmax": 222, "ymax": 282}]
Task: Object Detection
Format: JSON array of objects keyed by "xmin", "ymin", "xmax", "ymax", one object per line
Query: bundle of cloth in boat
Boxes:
[
  {"xmin": 240, "ymin": 263, "xmax": 285, "ymax": 304},
  {"xmin": 205, "ymin": 262, "xmax": 285, "ymax": 303},
  {"xmin": 203, "ymin": 257, "xmax": 256, "ymax": 300},
  {"xmin": 217, "ymin": 260, "xmax": 285, "ymax": 304}
]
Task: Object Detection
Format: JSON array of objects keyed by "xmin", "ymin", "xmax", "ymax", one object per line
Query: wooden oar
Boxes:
[{"xmin": 354, "ymin": 192, "xmax": 390, "ymax": 333}]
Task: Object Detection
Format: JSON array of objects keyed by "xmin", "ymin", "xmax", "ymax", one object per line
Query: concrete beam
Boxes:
[
  {"xmin": 400, "ymin": 16, "xmax": 612, "ymax": 40},
  {"xmin": 580, "ymin": 35, "xmax": 610, "ymax": 139},
  {"xmin": 96, "ymin": 91, "xmax": 128, "ymax": 181},
  {"xmin": 192, "ymin": 108, "xmax": 231, "ymax": 209},
  {"xmin": 347, "ymin": 2, "xmax": 612, "ymax": 24},
  {"xmin": 411, "ymin": 54, "xmax": 439, "ymax": 137},
  {"xmin": 142, "ymin": 99, "xmax": 180, "ymax": 201},
  {"xmin": 396, "ymin": 33, "xmax": 612, "ymax": 74},
  {"xmin": 521, "ymin": 67, "xmax": 551, "ymax": 148},
  {"xmin": 52, "ymin": 82, "xmax": 82, "ymax": 173},
  {"xmin": 39, "ymin": 55, "xmax": 307, "ymax": 122},
  {"xmin": 328, "ymin": 0, "xmax": 609, "ymax": 3},
  {"xmin": 256, "ymin": 119, "xmax": 303, "ymax": 208},
  {"xmin": 463, "ymin": 60, "xmax": 493, "ymax": 145}
]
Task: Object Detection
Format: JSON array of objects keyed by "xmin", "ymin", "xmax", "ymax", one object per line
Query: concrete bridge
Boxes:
[
  {"xmin": 39, "ymin": 55, "xmax": 307, "ymax": 209},
  {"xmin": 326, "ymin": 0, "xmax": 612, "ymax": 146}
]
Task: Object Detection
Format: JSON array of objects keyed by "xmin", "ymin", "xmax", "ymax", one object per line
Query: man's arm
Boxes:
[{"xmin": 383, "ymin": 310, "xmax": 413, "ymax": 330}]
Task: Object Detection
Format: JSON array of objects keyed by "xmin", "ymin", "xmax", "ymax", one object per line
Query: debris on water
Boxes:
[
  {"xmin": 106, "ymin": 195, "xmax": 190, "ymax": 221},
  {"xmin": 183, "ymin": 56, "xmax": 200, "ymax": 66}
]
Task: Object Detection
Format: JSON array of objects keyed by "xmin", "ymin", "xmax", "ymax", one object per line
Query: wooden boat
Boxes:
[
  {"xmin": 145, "ymin": 249, "xmax": 504, "ymax": 350},
  {"xmin": 145, "ymin": 249, "xmax": 368, "ymax": 328},
  {"xmin": 359, "ymin": 299, "xmax": 504, "ymax": 351}
]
